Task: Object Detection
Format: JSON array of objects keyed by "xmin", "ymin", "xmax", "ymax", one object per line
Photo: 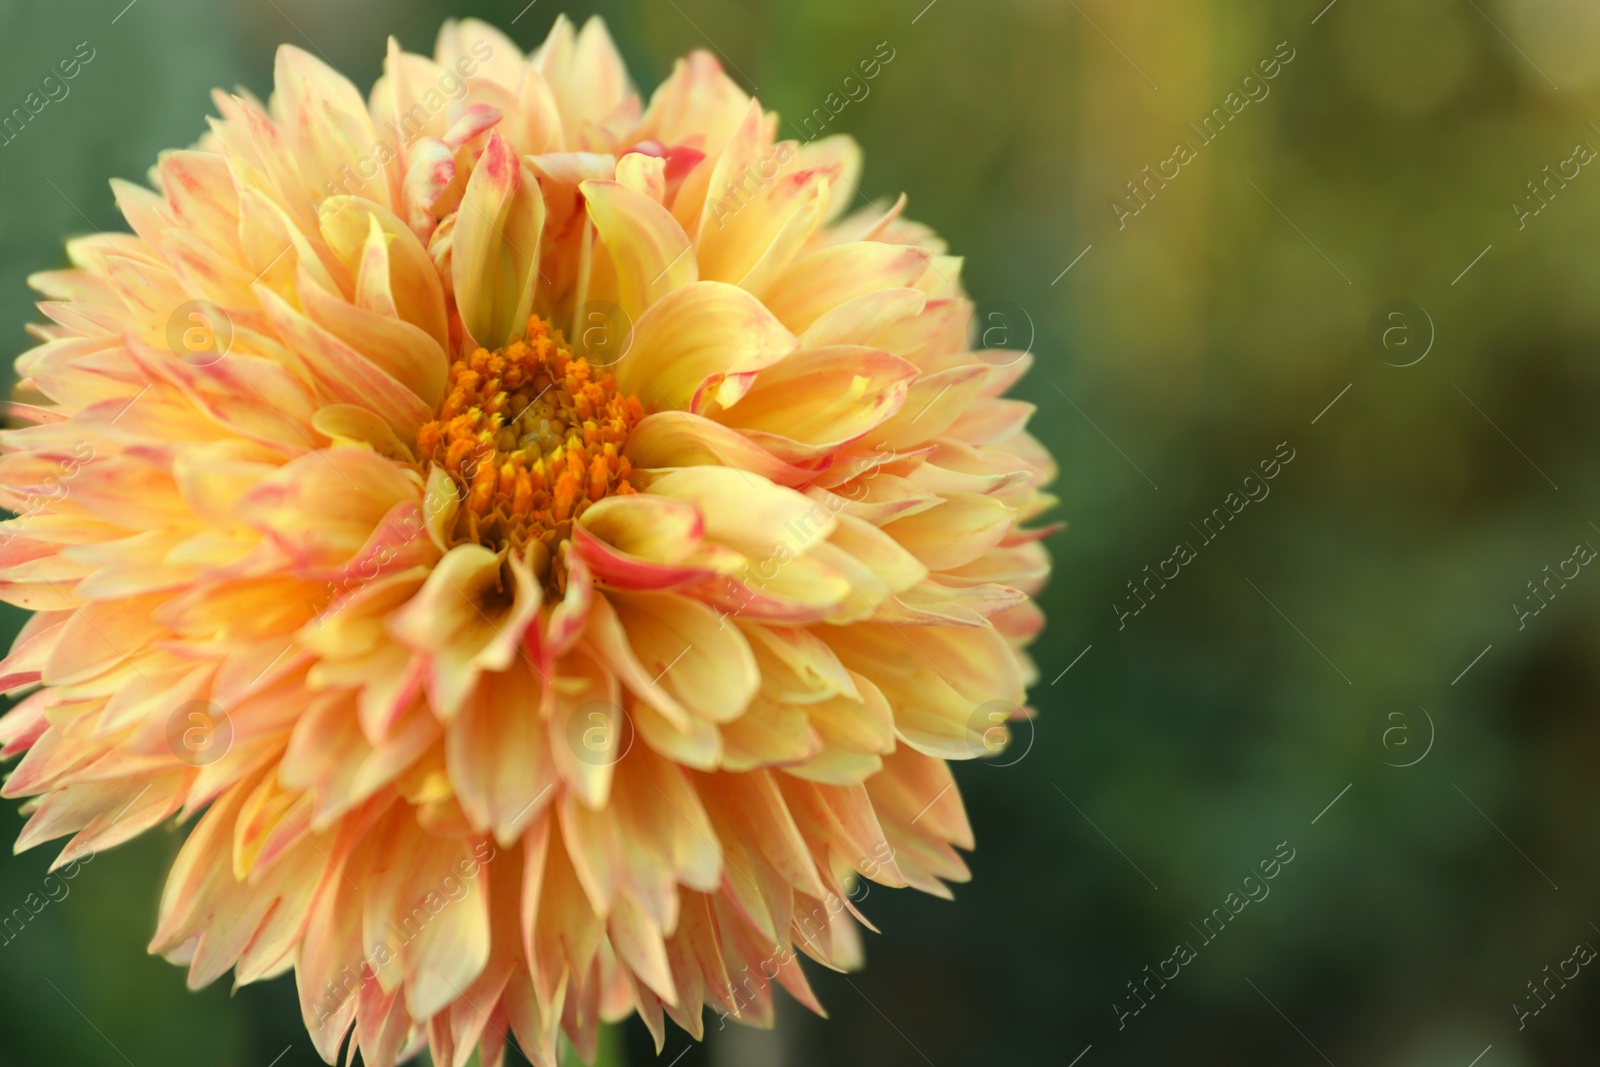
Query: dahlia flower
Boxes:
[{"xmin": 0, "ymin": 16, "xmax": 1055, "ymax": 1066}]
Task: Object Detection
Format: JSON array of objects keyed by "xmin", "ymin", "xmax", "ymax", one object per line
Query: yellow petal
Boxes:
[
  {"xmin": 623, "ymin": 411, "xmax": 812, "ymax": 487},
  {"xmin": 435, "ymin": 18, "xmax": 527, "ymax": 89},
  {"xmin": 799, "ymin": 287, "xmax": 926, "ymax": 349},
  {"xmin": 270, "ymin": 45, "xmax": 390, "ymax": 211},
  {"xmin": 546, "ymin": 646, "xmax": 625, "ymax": 809},
  {"xmin": 762, "ymin": 242, "xmax": 931, "ymax": 333},
  {"xmin": 720, "ymin": 695, "xmax": 821, "ymax": 773},
  {"xmin": 256, "ymin": 284, "xmax": 434, "ymax": 438},
  {"xmin": 572, "ymin": 494, "xmax": 723, "ymax": 591},
  {"xmin": 318, "ymin": 196, "xmax": 450, "ymax": 353},
  {"xmin": 881, "ymin": 491, "xmax": 1016, "ymax": 572},
  {"xmin": 535, "ymin": 16, "xmax": 635, "ymax": 144},
  {"xmin": 615, "ymin": 152, "xmax": 667, "ymax": 203},
  {"xmin": 402, "ymin": 836, "xmax": 494, "ymax": 1018},
  {"xmin": 388, "ymin": 544, "xmax": 540, "ymax": 720},
  {"xmin": 714, "ymin": 345, "xmax": 916, "ymax": 457},
  {"xmin": 611, "ymin": 281, "xmax": 795, "ymax": 411},
  {"xmin": 235, "ymin": 446, "xmax": 418, "ymax": 570},
  {"xmin": 453, "ymin": 133, "xmax": 547, "ymax": 349},
  {"xmin": 448, "ymin": 660, "xmax": 557, "ymax": 842},
  {"xmin": 607, "ymin": 591, "xmax": 757, "ymax": 724},
  {"xmin": 645, "ymin": 467, "xmax": 831, "ymax": 557},
  {"xmin": 579, "ymin": 179, "xmax": 696, "ymax": 323}
]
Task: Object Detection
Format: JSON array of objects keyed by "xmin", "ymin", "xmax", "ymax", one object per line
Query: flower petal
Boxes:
[
  {"xmin": 388, "ymin": 544, "xmax": 540, "ymax": 720},
  {"xmin": 453, "ymin": 133, "xmax": 547, "ymax": 349},
  {"xmin": 611, "ymin": 281, "xmax": 795, "ymax": 411},
  {"xmin": 579, "ymin": 179, "xmax": 696, "ymax": 324},
  {"xmin": 607, "ymin": 591, "xmax": 758, "ymax": 724}
]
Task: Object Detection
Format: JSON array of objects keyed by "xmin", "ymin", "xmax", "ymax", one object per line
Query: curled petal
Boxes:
[
  {"xmin": 388, "ymin": 544, "xmax": 540, "ymax": 720},
  {"xmin": 453, "ymin": 133, "xmax": 547, "ymax": 349},
  {"xmin": 612, "ymin": 281, "xmax": 796, "ymax": 412}
]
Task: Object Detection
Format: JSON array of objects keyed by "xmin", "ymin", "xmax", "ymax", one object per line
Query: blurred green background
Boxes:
[{"xmin": 5, "ymin": 0, "xmax": 1600, "ymax": 1064}]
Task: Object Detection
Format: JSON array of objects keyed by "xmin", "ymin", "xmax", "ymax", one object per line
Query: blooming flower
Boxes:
[{"xmin": 0, "ymin": 15, "xmax": 1055, "ymax": 1067}]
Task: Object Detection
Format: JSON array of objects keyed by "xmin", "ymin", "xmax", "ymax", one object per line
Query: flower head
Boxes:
[{"xmin": 0, "ymin": 16, "xmax": 1056, "ymax": 1067}]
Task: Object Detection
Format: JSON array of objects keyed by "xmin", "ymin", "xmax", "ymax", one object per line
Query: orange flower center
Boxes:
[{"xmin": 415, "ymin": 315, "xmax": 644, "ymax": 579}]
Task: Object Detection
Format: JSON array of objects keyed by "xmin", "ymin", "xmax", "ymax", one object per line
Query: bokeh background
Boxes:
[{"xmin": 4, "ymin": 0, "xmax": 1600, "ymax": 1064}]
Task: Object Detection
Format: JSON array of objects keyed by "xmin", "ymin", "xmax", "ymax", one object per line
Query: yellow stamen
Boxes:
[{"xmin": 415, "ymin": 315, "xmax": 644, "ymax": 588}]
